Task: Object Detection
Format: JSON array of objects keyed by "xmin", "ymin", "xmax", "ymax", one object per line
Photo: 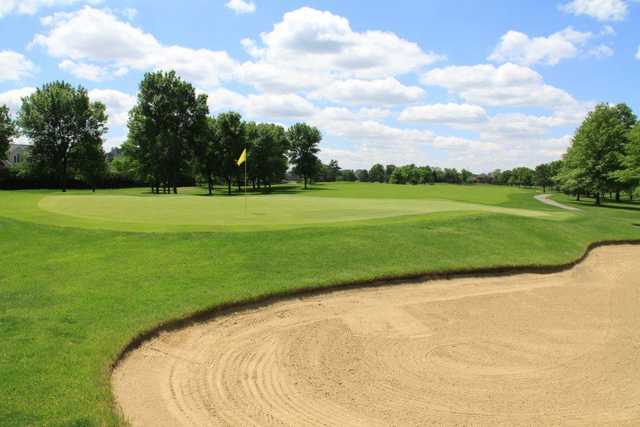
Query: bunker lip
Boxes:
[{"xmin": 110, "ymin": 239, "xmax": 640, "ymax": 424}]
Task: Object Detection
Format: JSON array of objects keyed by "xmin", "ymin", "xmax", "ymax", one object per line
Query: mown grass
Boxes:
[{"xmin": 1, "ymin": 183, "xmax": 639, "ymax": 425}]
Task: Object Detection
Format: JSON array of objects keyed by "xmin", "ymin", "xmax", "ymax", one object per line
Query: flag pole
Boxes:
[{"xmin": 244, "ymin": 148, "xmax": 247, "ymax": 215}]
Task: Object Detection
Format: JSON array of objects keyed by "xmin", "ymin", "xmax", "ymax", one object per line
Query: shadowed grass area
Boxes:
[{"xmin": 0, "ymin": 183, "xmax": 639, "ymax": 425}]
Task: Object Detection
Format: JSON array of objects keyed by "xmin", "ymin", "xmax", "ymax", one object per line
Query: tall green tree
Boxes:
[
  {"xmin": 76, "ymin": 139, "xmax": 107, "ymax": 192},
  {"xmin": 194, "ymin": 117, "xmax": 221, "ymax": 196},
  {"xmin": 0, "ymin": 105, "xmax": 16, "ymax": 162},
  {"xmin": 325, "ymin": 160, "xmax": 341, "ymax": 182},
  {"xmin": 127, "ymin": 71, "xmax": 208, "ymax": 194},
  {"xmin": 287, "ymin": 123, "xmax": 321, "ymax": 189},
  {"xmin": 562, "ymin": 103, "xmax": 635, "ymax": 205},
  {"xmin": 612, "ymin": 123, "xmax": 640, "ymax": 199},
  {"xmin": 355, "ymin": 169, "xmax": 369, "ymax": 182},
  {"xmin": 247, "ymin": 123, "xmax": 289, "ymax": 190},
  {"xmin": 216, "ymin": 111, "xmax": 246, "ymax": 195},
  {"xmin": 461, "ymin": 169, "xmax": 473, "ymax": 184},
  {"xmin": 556, "ymin": 144, "xmax": 590, "ymax": 201},
  {"xmin": 535, "ymin": 163, "xmax": 553, "ymax": 193},
  {"xmin": 18, "ymin": 81, "xmax": 108, "ymax": 192},
  {"xmin": 369, "ymin": 163, "xmax": 385, "ymax": 183},
  {"xmin": 384, "ymin": 164, "xmax": 396, "ymax": 183}
]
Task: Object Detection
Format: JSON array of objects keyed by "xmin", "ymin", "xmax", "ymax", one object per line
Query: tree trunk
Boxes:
[
  {"xmin": 61, "ymin": 154, "xmax": 68, "ymax": 193},
  {"xmin": 595, "ymin": 192, "xmax": 601, "ymax": 206},
  {"xmin": 576, "ymin": 193, "xmax": 580, "ymax": 201},
  {"xmin": 173, "ymin": 186, "xmax": 177, "ymax": 194},
  {"xmin": 616, "ymin": 192, "xmax": 620, "ymax": 201},
  {"xmin": 542, "ymin": 185, "xmax": 546, "ymax": 193},
  {"xmin": 304, "ymin": 176, "xmax": 308, "ymax": 189},
  {"xmin": 207, "ymin": 175, "xmax": 213, "ymax": 196},
  {"xmin": 227, "ymin": 178, "xmax": 231, "ymax": 195}
]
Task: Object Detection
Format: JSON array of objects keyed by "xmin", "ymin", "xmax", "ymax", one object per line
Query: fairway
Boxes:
[{"xmin": 36, "ymin": 192, "xmax": 551, "ymax": 230}]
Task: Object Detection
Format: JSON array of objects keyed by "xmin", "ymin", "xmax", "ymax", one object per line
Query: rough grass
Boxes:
[{"xmin": 1, "ymin": 183, "xmax": 639, "ymax": 425}]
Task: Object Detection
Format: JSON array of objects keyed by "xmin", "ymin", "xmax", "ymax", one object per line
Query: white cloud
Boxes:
[
  {"xmin": 32, "ymin": 7, "xmax": 237, "ymax": 88},
  {"xmin": 587, "ymin": 44, "xmax": 614, "ymax": 58},
  {"xmin": 309, "ymin": 78, "xmax": 424, "ymax": 106},
  {"xmin": 59, "ymin": 59, "xmax": 109, "ymax": 81},
  {"xmin": 0, "ymin": 51, "xmax": 35, "ymax": 81},
  {"xmin": 236, "ymin": 61, "xmax": 331, "ymax": 93},
  {"xmin": 0, "ymin": 87, "xmax": 36, "ymax": 114},
  {"xmin": 0, "ymin": 0, "xmax": 102, "ymax": 17},
  {"xmin": 489, "ymin": 27, "xmax": 592, "ymax": 66},
  {"xmin": 245, "ymin": 93, "xmax": 315, "ymax": 119},
  {"xmin": 358, "ymin": 108, "xmax": 391, "ymax": 120},
  {"xmin": 399, "ymin": 103, "xmax": 487, "ymax": 124},
  {"xmin": 600, "ymin": 25, "xmax": 616, "ymax": 36},
  {"xmin": 421, "ymin": 63, "xmax": 576, "ymax": 108},
  {"xmin": 225, "ymin": 0, "xmax": 256, "ymax": 14},
  {"xmin": 88, "ymin": 89, "xmax": 135, "ymax": 127},
  {"xmin": 205, "ymin": 89, "xmax": 315, "ymax": 120},
  {"xmin": 120, "ymin": 7, "xmax": 136, "ymax": 20},
  {"xmin": 559, "ymin": 0, "xmax": 628, "ymax": 21},
  {"xmin": 636, "ymin": 45, "xmax": 640, "ymax": 60},
  {"xmin": 243, "ymin": 7, "xmax": 444, "ymax": 85}
]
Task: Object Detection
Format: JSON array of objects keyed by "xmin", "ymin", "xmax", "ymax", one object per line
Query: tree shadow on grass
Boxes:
[
  {"xmin": 570, "ymin": 199, "xmax": 640, "ymax": 212},
  {"xmin": 192, "ymin": 183, "xmax": 334, "ymax": 197}
]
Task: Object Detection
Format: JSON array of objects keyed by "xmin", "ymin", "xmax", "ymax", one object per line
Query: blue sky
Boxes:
[{"xmin": 1, "ymin": 0, "xmax": 639, "ymax": 172}]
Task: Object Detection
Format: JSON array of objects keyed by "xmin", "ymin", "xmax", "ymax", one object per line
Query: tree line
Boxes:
[
  {"xmin": 315, "ymin": 162, "xmax": 476, "ymax": 185},
  {"xmin": 2, "ymin": 72, "xmax": 638, "ymax": 202},
  {"xmin": 322, "ymin": 102, "xmax": 640, "ymax": 205},
  {"xmin": 0, "ymin": 71, "xmax": 322, "ymax": 193}
]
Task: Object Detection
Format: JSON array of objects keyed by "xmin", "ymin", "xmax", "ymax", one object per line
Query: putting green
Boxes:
[{"xmin": 34, "ymin": 193, "xmax": 553, "ymax": 232}]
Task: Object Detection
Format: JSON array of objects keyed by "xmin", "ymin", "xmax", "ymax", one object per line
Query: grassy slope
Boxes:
[{"xmin": 1, "ymin": 183, "xmax": 639, "ymax": 425}]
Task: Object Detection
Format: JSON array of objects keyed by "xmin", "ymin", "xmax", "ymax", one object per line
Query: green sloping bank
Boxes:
[{"xmin": 1, "ymin": 183, "xmax": 639, "ymax": 425}]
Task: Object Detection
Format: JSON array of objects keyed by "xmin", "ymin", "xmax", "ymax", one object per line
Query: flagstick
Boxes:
[{"xmin": 244, "ymin": 150, "xmax": 247, "ymax": 216}]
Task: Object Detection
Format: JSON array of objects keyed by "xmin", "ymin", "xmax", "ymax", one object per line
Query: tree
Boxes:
[
  {"xmin": 369, "ymin": 163, "xmax": 385, "ymax": 183},
  {"xmin": 535, "ymin": 163, "xmax": 553, "ymax": 193},
  {"xmin": 612, "ymin": 123, "xmax": 640, "ymax": 199},
  {"xmin": 287, "ymin": 123, "xmax": 321, "ymax": 189},
  {"xmin": 417, "ymin": 166, "xmax": 433, "ymax": 184},
  {"xmin": 461, "ymin": 169, "xmax": 473, "ymax": 184},
  {"xmin": 248, "ymin": 123, "xmax": 289, "ymax": 190},
  {"xmin": 339, "ymin": 169, "xmax": 357, "ymax": 181},
  {"xmin": 194, "ymin": 117, "xmax": 220, "ymax": 195},
  {"xmin": 216, "ymin": 112, "xmax": 246, "ymax": 195},
  {"xmin": 0, "ymin": 105, "xmax": 16, "ymax": 163},
  {"xmin": 355, "ymin": 169, "xmax": 369, "ymax": 182},
  {"xmin": 18, "ymin": 81, "xmax": 108, "ymax": 192},
  {"xmin": 384, "ymin": 165, "xmax": 396, "ymax": 183},
  {"xmin": 76, "ymin": 138, "xmax": 107, "ymax": 192},
  {"xmin": 110, "ymin": 147, "xmax": 140, "ymax": 182},
  {"xmin": 326, "ymin": 160, "xmax": 341, "ymax": 182},
  {"xmin": 443, "ymin": 168, "xmax": 461, "ymax": 184},
  {"xmin": 126, "ymin": 71, "xmax": 209, "ymax": 194},
  {"xmin": 562, "ymin": 103, "xmax": 635, "ymax": 205},
  {"xmin": 548, "ymin": 160, "xmax": 563, "ymax": 190},
  {"xmin": 556, "ymin": 145, "xmax": 589, "ymax": 201}
]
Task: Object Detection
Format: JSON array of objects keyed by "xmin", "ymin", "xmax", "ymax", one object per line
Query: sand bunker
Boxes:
[{"xmin": 113, "ymin": 245, "xmax": 640, "ymax": 426}]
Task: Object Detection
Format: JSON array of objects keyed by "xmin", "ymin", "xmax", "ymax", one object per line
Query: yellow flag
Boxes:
[{"xmin": 236, "ymin": 148, "xmax": 247, "ymax": 166}]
